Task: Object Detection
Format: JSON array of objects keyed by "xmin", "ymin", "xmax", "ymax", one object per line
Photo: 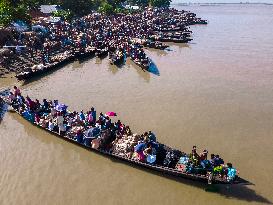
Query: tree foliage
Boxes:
[
  {"xmin": 0, "ymin": 0, "xmax": 30, "ymax": 26},
  {"xmin": 150, "ymin": 0, "xmax": 171, "ymax": 7},
  {"xmin": 0, "ymin": 0, "xmax": 173, "ymax": 26},
  {"xmin": 52, "ymin": 9, "xmax": 72, "ymax": 20},
  {"xmin": 14, "ymin": 4, "xmax": 31, "ymax": 22},
  {"xmin": 61, "ymin": 0, "xmax": 93, "ymax": 16},
  {"xmin": 129, "ymin": 0, "xmax": 149, "ymax": 8},
  {"xmin": 0, "ymin": 1, "xmax": 13, "ymax": 26},
  {"xmin": 98, "ymin": 2, "xmax": 114, "ymax": 15}
]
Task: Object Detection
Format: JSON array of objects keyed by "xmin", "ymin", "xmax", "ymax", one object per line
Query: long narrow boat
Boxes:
[
  {"xmin": 131, "ymin": 57, "xmax": 151, "ymax": 71},
  {"xmin": 74, "ymin": 47, "xmax": 96, "ymax": 60},
  {"xmin": 144, "ymin": 41, "xmax": 169, "ymax": 50},
  {"xmin": 95, "ymin": 48, "xmax": 108, "ymax": 58},
  {"xmin": 0, "ymin": 94, "xmax": 248, "ymax": 185},
  {"xmin": 109, "ymin": 53, "xmax": 124, "ymax": 65},
  {"xmin": 15, "ymin": 55, "xmax": 74, "ymax": 81},
  {"xmin": 15, "ymin": 46, "xmax": 97, "ymax": 81}
]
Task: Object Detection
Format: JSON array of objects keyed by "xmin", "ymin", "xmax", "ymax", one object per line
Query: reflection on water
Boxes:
[
  {"xmin": 0, "ymin": 89, "xmax": 10, "ymax": 123},
  {"xmin": 127, "ymin": 59, "xmax": 151, "ymax": 83},
  {"xmin": 71, "ymin": 61, "xmax": 85, "ymax": 69},
  {"xmin": 108, "ymin": 64, "xmax": 120, "ymax": 75},
  {"xmin": 147, "ymin": 48, "xmax": 169, "ymax": 57},
  {"xmin": 95, "ymin": 58, "xmax": 103, "ymax": 64},
  {"xmin": 0, "ymin": 100, "xmax": 8, "ymax": 123}
]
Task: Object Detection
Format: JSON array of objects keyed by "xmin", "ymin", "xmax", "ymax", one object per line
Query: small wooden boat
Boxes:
[
  {"xmin": 74, "ymin": 47, "xmax": 96, "ymax": 60},
  {"xmin": 172, "ymin": 38, "xmax": 193, "ymax": 43},
  {"xmin": 195, "ymin": 19, "xmax": 208, "ymax": 25},
  {"xmin": 0, "ymin": 94, "xmax": 248, "ymax": 185},
  {"xmin": 109, "ymin": 53, "xmax": 124, "ymax": 65},
  {"xmin": 145, "ymin": 41, "xmax": 169, "ymax": 50},
  {"xmin": 154, "ymin": 26, "xmax": 182, "ymax": 32},
  {"xmin": 154, "ymin": 37, "xmax": 192, "ymax": 43},
  {"xmin": 15, "ymin": 54, "xmax": 74, "ymax": 81},
  {"xmin": 95, "ymin": 48, "xmax": 108, "ymax": 58},
  {"xmin": 131, "ymin": 57, "xmax": 151, "ymax": 70}
]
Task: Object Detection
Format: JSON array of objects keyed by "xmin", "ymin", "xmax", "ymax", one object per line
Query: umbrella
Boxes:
[
  {"xmin": 147, "ymin": 154, "xmax": 156, "ymax": 164},
  {"xmin": 55, "ymin": 104, "xmax": 67, "ymax": 112},
  {"xmin": 105, "ymin": 111, "xmax": 117, "ymax": 117},
  {"xmin": 134, "ymin": 143, "xmax": 146, "ymax": 152}
]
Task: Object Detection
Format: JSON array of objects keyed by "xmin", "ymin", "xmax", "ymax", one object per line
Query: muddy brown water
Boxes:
[{"xmin": 1, "ymin": 4, "xmax": 273, "ymax": 205}]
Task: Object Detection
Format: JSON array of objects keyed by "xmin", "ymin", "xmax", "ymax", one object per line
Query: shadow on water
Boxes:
[
  {"xmin": 0, "ymin": 90, "xmax": 10, "ymax": 124},
  {"xmin": 108, "ymin": 157, "xmax": 272, "ymax": 204},
  {"xmin": 0, "ymin": 100, "xmax": 8, "ymax": 124},
  {"xmin": 128, "ymin": 60, "xmax": 151, "ymax": 83},
  {"xmin": 147, "ymin": 48, "xmax": 169, "ymax": 57},
  {"xmin": 78, "ymin": 54, "xmax": 95, "ymax": 65},
  {"xmin": 7, "ymin": 112, "xmax": 273, "ymax": 205},
  {"xmin": 0, "ymin": 75, "xmax": 8, "ymax": 79},
  {"xmin": 108, "ymin": 64, "xmax": 119, "ymax": 75},
  {"xmin": 168, "ymin": 42, "xmax": 191, "ymax": 49}
]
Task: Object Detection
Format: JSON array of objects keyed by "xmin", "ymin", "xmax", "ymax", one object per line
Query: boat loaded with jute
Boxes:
[{"xmin": 0, "ymin": 89, "xmax": 248, "ymax": 185}]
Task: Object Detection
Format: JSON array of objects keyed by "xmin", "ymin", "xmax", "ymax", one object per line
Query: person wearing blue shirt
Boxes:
[
  {"xmin": 91, "ymin": 107, "xmax": 96, "ymax": 123},
  {"xmin": 227, "ymin": 163, "xmax": 237, "ymax": 182},
  {"xmin": 79, "ymin": 110, "xmax": 85, "ymax": 121}
]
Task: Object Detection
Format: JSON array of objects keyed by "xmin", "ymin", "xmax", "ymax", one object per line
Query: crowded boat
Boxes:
[
  {"xmin": 1, "ymin": 8, "xmax": 207, "ymax": 79},
  {"xmin": 0, "ymin": 87, "xmax": 239, "ymax": 184}
]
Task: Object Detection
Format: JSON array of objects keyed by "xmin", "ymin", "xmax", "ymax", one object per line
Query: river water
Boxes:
[{"xmin": 1, "ymin": 4, "xmax": 273, "ymax": 205}]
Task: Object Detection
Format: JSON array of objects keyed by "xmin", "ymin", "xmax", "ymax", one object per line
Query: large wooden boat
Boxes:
[
  {"xmin": 95, "ymin": 48, "xmax": 108, "ymax": 58},
  {"xmin": 0, "ymin": 93, "xmax": 248, "ymax": 185},
  {"xmin": 109, "ymin": 53, "xmax": 124, "ymax": 65},
  {"xmin": 74, "ymin": 47, "xmax": 96, "ymax": 60},
  {"xmin": 15, "ymin": 46, "xmax": 98, "ymax": 81},
  {"xmin": 131, "ymin": 57, "xmax": 151, "ymax": 71},
  {"xmin": 15, "ymin": 55, "xmax": 74, "ymax": 81}
]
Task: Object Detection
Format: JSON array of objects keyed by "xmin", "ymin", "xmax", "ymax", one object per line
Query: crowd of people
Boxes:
[
  {"xmin": 5, "ymin": 86, "xmax": 237, "ymax": 183},
  {"xmin": 1, "ymin": 8, "xmax": 206, "ymax": 75}
]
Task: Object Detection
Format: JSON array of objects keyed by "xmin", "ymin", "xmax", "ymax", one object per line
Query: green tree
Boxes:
[
  {"xmin": 61, "ymin": 0, "xmax": 93, "ymax": 16},
  {"xmin": 129, "ymin": 0, "xmax": 149, "ymax": 7},
  {"xmin": 14, "ymin": 4, "xmax": 31, "ymax": 23},
  {"xmin": 150, "ymin": 0, "xmax": 171, "ymax": 7},
  {"xmin": 107, "ymin": 0, "xmax": 125, "ymax": 8},
  {"xmin": 0, "ymin": 0, "xmax": 30, "ymax": 26},
  {"xmin": 22, "ymin": 0, "xmax": 41, "ymax": 10},
  {"xmin": 0, "ymin": 0, "xmax": 13, "ymax": 26},
  {"xmin": 52, "ymin": 9, "xmax": 73, "ymax": 20},
  {"xmin": 98, "ymin": 2, "xmax": 114, "ymax": 15}
]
